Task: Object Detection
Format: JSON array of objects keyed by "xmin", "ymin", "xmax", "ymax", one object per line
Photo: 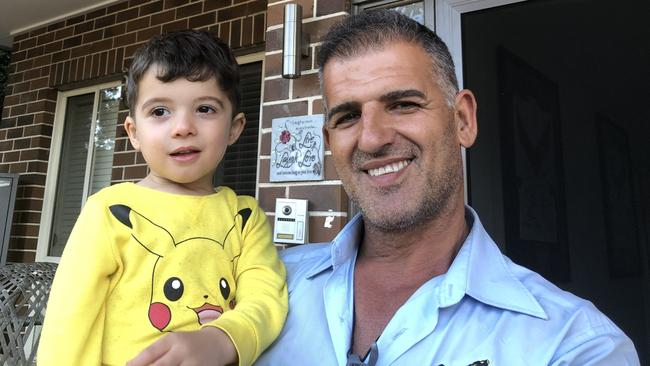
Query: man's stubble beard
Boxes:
[{"xmin": 347, "ymin": 130, "xmax": 463, "ymax": 233}]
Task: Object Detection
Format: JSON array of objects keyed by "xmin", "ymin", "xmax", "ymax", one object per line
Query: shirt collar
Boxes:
[
  {"xmin": 306, "ymin": 207, "xmax": 548, "ymax": 320},
  {"xmin": 441, "ymin": 206, "xmax": 548, "ymax": 319},
  {"xmin": 305, "ymin": 213, "xmax": 363, "ymax": 279}
]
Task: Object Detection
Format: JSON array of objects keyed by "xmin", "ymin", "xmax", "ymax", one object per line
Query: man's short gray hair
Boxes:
[{"xmin": 318, "ymin": 9, "xmax": 458, "ymax": 107}]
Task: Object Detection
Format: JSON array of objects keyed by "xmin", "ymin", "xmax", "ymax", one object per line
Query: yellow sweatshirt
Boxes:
[{"xmin": 38, "ymin": 183, "xmax": 287, "ymax": 366}]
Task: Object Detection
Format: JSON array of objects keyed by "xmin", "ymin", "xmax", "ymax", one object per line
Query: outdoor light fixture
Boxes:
[{"xmin": 282, "ymin": 3, "xmax": 308, "ymax": 79}]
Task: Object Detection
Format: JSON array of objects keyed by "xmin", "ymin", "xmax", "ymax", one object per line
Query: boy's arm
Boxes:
[
  {"xmin": 207, "ymin": 197, "xmax": 288, "ymax": 366},
  {"xmin": 37, "ymin": 197, "xmax": 117, "ymax": 365}
]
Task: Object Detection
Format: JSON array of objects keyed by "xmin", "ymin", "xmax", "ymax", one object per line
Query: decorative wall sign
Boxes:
[{"xmin": 270, "ymin": 114, "xmax": 324, "ymax": 182}]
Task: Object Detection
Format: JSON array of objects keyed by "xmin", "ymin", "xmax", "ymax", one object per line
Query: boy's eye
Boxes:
[
  {"xmin": 197, "ymin": 105, "xmax": 216, "ymax": 114},
  {"xmin": 151, "ymin": 107, "xmax": 169, "ymax": 117}
]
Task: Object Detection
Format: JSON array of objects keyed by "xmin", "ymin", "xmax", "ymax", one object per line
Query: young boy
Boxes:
[{"xmin": 38, "ymin": 30, "xmax": 287, "ymax": 366}]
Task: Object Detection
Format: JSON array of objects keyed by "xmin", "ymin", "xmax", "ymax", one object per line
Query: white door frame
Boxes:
[
  {"xmin": 434, "ymin": 0, "xmax": 525, "ymax": 201},
  {"xmin": 435, "ymin": 0, "xmax": 526, "ymax": 90}
]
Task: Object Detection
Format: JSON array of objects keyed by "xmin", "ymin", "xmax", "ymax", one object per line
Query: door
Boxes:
[
  {"xmin": 436, "ymin": 0, "xmax": 650, "ymax": 361},
  {"xmin": 1, "ymin": 173, "xmax": 18, "ymax": 265}
]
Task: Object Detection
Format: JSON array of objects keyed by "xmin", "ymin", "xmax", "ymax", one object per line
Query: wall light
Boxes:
[{"xmin": 282, "ymin": 3, "xmax": 309, "ymax": 79}]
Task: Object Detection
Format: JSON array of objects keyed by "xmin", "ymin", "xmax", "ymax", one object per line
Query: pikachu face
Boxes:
[{"xmin": 110, "ymin": 204, "xmax": 251, "ymax": 332}]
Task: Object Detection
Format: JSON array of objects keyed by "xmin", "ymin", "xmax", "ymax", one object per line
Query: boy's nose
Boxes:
[{"xmin": 172, "ymin": 114, "xmax": 198, "ymax": 137}]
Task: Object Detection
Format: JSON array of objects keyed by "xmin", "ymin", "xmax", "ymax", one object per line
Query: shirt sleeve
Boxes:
[
  {"xmin": 37, "ymin": 196, "xmax": 119, "ymax": 365},
  {"xmin": 203, "ymin": 196, "xmax": 288, "ymax": 366},
  {"xmin": 550, "ymin": 315, "xmax": 640, "ymax": 365}
]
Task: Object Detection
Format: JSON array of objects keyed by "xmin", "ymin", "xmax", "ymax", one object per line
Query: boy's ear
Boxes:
[
  {"xmin": 124, "ymin": 116, "xmax": 141, "ymax": 150},
  {"xmin": 228, "ymin": 112, "xmax": 246, "ymax": 145}
]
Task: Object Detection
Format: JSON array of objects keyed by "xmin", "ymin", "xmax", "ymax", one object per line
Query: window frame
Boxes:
[{"xmin": 36, "ymin": 80, "xmax": 122, "ymax": 262}]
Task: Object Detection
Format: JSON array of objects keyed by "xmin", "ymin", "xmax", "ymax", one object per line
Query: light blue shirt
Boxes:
[{"xmin": 256, "ymin": 207, "xmax": 639, "ymax": 365}]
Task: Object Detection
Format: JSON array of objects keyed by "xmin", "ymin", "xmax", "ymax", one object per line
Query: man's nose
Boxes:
[
  {"xmin": 357, "ymin": 106, "xmax": 395, "ymax": 153},
  {"xmin": 171, "ymin": 112, "xmax": 197, "ymax": 137}
]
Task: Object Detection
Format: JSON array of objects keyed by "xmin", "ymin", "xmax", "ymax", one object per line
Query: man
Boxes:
[{"xmin": 256, "ymin": 10, "xmax": 639, "ymax": 366}]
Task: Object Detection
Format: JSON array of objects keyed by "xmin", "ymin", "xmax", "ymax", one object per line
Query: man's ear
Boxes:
[
  {"xmin": 124, "ymin": 115, "xmax": 140, "ymax": 150},
  {"xmin": 228, "ymin": 112, "xmax": 246, "ymax": 145},
  {"xmin": 454, "ymin": 89, "xmax": 478, "ymax": 148},
  {"xmin": 323, "ymin": 124, "xmax": 331, "ymax": 148}
]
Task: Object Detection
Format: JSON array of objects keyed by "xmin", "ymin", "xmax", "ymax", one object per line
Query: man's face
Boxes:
[{"xmin": 323, "ymin": 42, "xmax": 474, "ymax": 231}]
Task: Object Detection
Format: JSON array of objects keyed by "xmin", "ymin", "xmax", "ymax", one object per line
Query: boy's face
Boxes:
[{"xmin": 124, "ymin": 66, "xmax": 245, "ymax": 192}]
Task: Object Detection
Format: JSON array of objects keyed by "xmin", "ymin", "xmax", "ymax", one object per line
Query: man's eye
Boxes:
[
  {"xmin": 391, "ymin": 101, "xmax": 421, "ymax": 111},
  {"xmin": 197, "ymin": 105, "xmax": 216, "ymax": 113},
  {"xmin": 151, "ymin": 107, "xmax": 169, "ymax": 117},
  {"xmin": 333, "ymin": 112, "xmax": 361, "ymax": 127}
]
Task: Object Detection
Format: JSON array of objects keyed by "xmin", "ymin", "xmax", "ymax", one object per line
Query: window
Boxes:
[
  {"xmin": 354, "ymin": 0, "xmax": 433, "ymax": 28},
  {"xmin": 214, "ymin": 57, "xmax": 263, "ymax": 197},
  {"xmin": 37, "ymin": 82, "xmax": 121, "ymax": 261}
]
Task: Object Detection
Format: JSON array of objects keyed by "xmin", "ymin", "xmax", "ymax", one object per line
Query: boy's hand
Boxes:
[{"xmin": 126, "ymin": 327, "xmax": 237, "ymax": 366}]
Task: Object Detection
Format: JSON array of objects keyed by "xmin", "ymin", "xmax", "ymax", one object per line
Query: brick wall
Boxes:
[
  {"xmin": 258, "ymin": 0, "xmax": 349, "ymax": 247},
  {"xmin": 0, "ymin": 0, "xmax": 267, "ymax": 263}
]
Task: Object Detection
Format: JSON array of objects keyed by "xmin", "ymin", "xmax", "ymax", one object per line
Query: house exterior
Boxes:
[{"xmin": 0, "ymin": 0, "xmax": 648, "ymax": 360}]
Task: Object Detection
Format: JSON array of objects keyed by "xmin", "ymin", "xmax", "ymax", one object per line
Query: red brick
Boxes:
[
  {"xmin": 124, "ymin": 164, "xmax": 148, "ymax": 179},
  {"xmin": 231, "ymin": 19, "xmax": 242, "ymax": 48},
  {"xmin": 37, "ymin": 32, "xmax": 55, "ymax": 46},
  {"xmin": 83, "ymin": 30, "xmax": 104, "ymax": 44},
  {"xmin": 289, "ymin": 185, "xmax": 348, "ymax": 212},
  {"xmin": 117, "ymin": 8, "xmax": 140, "ymax": 23},
  {"xmin": 151, "ymin": 9, "xmax": 175, "ymax": 25},
  {"xmin": 127, "ymin": 17, "xmax": 150, "ymax": 32},
  {"xmin": 258, "ymin": 186, "xmax": 286, "ymax": 212},
  {"xmin": 30, "ymin": 136, "xmax": 50, "ymax": 149},
  {"xmin": 44, "ymin": 41, "xmax": 63, "ymax": 54},
  {"xmin": 107, "ymin": 1, "xmax": 129, "ymax": 14},
  {"xmin": 95, "ymin": 13, "xmax": 117, "ymax": 28},
  {"xmin": 164, "ymin": 0, "xmax": 190, "ymax": 9},
  {"xmin": 33, "ymin": 113, "xmax": 54, "ymax": 125},
  {"xmin": 19, "ymin": 38, "xmax": 37, "ymax": 51},
  {"xmin": 218, "ymin": 0, "xmax": 266, "ymax": 22},
  {"xmin": 112, "ymin": 167, "xmax": 124, "ymax": 181},
  {"xmin": 33, "ymin": 54, "xmax": 52, "ymax": 68},
  {"xmin": 16, "ymin": 60, "xmax": 34, "ymax": 73},
  {"xmin": 162, "ymin": 19, "xmax": 188, "ymax": 33},
  {"xmin": 10, "ymin": 51, "xmax": 26, "ymax": 63},
  {"xmin": 3, "ymin": 151, "xmax": 20, "ymax": 163},
  {"xmin": 66, "ymin": 15, "xmax": 86, "ymax": 26},
  {"xmin": 30, "ymin": 77, "xmax": 50, "ymax": 90},
  {"xmin": 140, "ymin": 0, "xmax": 164, "ymax": 16},
  {"xmin": 91, "ymin": 39, "xmax": 114, "ymax": 53},
  {"xmin": 204, "ymin": 0, "xmax": 230, "ymax": 11},
  {"xmin": 55, "ymin": 26, "xmax": 75, "ymax": 40},
  {"xmin": 261, "ymin": 101, "xmax": 309, "ymax": 129},
  {"xmin": 136, "ymin": 26, "xmax": 161, "ymax": 42},
  {"xmin": 87, "ymin": 8, "xmax": 108, "ymax": 20},
  {"xmin": 218, "ymin": 22, "xmax": 230, "ymax": 43},
  {"xmin": 265, "ymin": 28, "xmax": 281, "ymax": 52},
  {"xmin": 176, "ymin": 2, "xmax": 203, "ymax": 18},
  {"xmin": 189, "ymin": 12, "xmax": 216, "ymax": 28},
  {"xmin": 63, "ymin": 35, "xmax": 83, "ymax": 49},
  {"xmin": 18, "ymin": 91, "xmax": 37, "ymax": 104},
  {"xmin": 52, "ymin": 50, "xmax": 71, "ymax": 63},
  {"xmin": 253, "ymin": 13, "xmax": 265, "ymax": 44},
  {"xmin": 115, "ymin": 32, "xmax": 137, "ymax": 47},
  {"xmin": 10, "ymin": 104, "xmax": 27, "ymax": 116},
  {"xmin": 242, "ymin": 16, "xmax": 253, "ymax": 46},
  {"xmin": 6, "ymin": 251, "xmax": 36, "ymax": 264},
  {"xmin": 263, "ymin": 78, "xmax": 289, "ymax": 102}
]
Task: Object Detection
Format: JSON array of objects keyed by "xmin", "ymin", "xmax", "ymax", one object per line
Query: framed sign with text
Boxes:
[{"xmin": 271, "ymin": 114, "xmax": 324, "ymax": 182}]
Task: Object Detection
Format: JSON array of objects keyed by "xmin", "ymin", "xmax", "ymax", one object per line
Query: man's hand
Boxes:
[{"xmin": 126, "ymin": 326, "xmax": 238, "ymax": 366}]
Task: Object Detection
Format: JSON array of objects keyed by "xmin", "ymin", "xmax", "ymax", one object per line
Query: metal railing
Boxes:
[{"xmin": 0, "ymin": 263, "xmax": 57, "ymax": 366}]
